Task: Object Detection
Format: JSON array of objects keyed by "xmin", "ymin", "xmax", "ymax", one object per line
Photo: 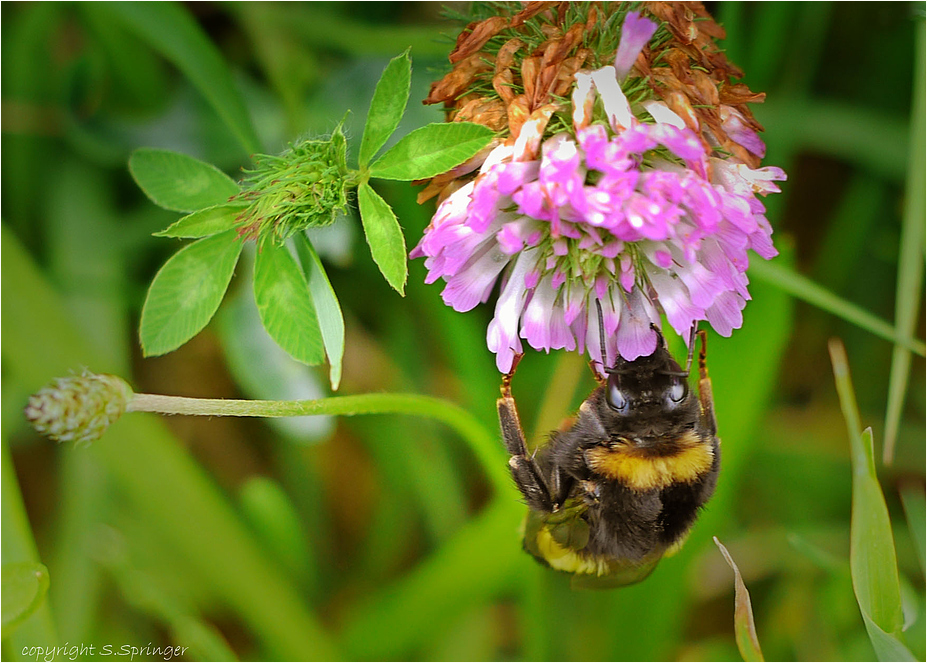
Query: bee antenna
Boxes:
[{"xmin": 595, "ymin": 298, "xmax": 608, "ymax": 368}]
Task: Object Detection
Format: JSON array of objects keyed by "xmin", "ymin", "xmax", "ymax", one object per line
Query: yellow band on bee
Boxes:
[{"xmin": 585, "ymin": 431, "xmax": 714, "ymax": 491}]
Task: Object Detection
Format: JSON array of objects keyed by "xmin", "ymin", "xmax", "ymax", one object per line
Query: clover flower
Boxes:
[
  {"xmin": 25, "ymin": 372, "xmax": 134, "ymax": 445},
  {"xmin": 412, "ymin": 3, "xmax": 786, "ymax": 372}
]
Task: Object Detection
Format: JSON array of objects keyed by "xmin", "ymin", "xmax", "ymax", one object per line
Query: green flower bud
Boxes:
[
  {"xmin": 24, "ymin": 372, "xmax": 134, "ymax": 445},
  {"xmin": 235, "ymin": 122, "xmax": 351, "ymax": 243}
]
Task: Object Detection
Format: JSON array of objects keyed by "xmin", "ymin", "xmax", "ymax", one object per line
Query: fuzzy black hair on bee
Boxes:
[{"xmin": 497, "ymin": 310, "xmax": 719, "ymax": 588}]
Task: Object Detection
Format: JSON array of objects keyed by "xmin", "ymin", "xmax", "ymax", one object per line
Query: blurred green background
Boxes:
[{"xmin": 2, "ymin": 2, "xmax": 924, "ymax": 661}]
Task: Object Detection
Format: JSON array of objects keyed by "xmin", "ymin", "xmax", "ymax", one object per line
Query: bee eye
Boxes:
[
  {"xmin": 665, "ymin": 377, "xmax": 688, "ymax": 406},
  {"xmin": 606, "ymin": 377, "xmax": 631, "ymax": 414}
]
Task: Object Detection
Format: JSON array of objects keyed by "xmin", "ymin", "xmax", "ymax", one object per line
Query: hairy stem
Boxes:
[{"xmin": 129, "ymin": 392, "xmax": 510, "ymax": 493}]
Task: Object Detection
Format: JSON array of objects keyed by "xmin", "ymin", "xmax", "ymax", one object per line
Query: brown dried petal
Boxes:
[
  {"xmin": 511, "ymin": 2, "xmax": 556, "ymax": 28},
  {"xmin": 664, "ymin": 48, "xmax": 694, "ymax": 86},
  {"xmin": 548, "ymin": 21, "xmax": 585, "ymax": 63},
  {"xmin": 506, "ymin": 95, "xmax": 532, "ymax": 139},
  {"xmin": 551, "ymin": 52, "xmax": 590, "ymax": 97},
  {"xmin": 722, "ymin": 139, "xmax": 762, "ymax": 169},
  {"xmin": 664, "ymin": 91, "xmax": 701, "ymax": 134},
  {"xmin": 424, "ymin": 52, "xmax": 492, "ymax": 105},
  {"xmin": 645, "ymin": 1, "xmax": 724, "ymax": 44},
  {"xmin": 651, "ymin": 67, "xmax": 684, "ymax": 95},
  {"xmin": 540, "ymin": 23, "xmax": 561, "ymax": 40},
  {"xmin": 455, "ymin": 97, "xmax": 508, "ymax": 131},
  {"xmin": 584, "ymin": 4, "xmax": 599, "ymax": 32},
  {"xmin": 686, "ymin": 2, "xmax": 726, "ymax": 39},
  {"xmin": 697, "ymin": 109, "xmax": 726, "ymax": 148},
  {"xmin": 493, "ymin": 67, "xmax": 517, "ymax": 106},
  {"xmin": 513, "ymin": 103, "xmax": 559, "ymax": 158},
  {"xmin": 691, "ymin": 69, "xmax": 720, "ymax": 106},
  {"xmin": 416, "ymin": 177, "xmax": 451, "ymax": 205},
  {"xmin": 521, "ymin": 55, "xmax": 540, "ymax": 106},
  {"xmin": 496, "ymin": 38, "xmax": 525, "ymax": 73},
  {"xmin": 720, "ymin": 83, "xmax": 766, "ymax": 106},
  {"xmin": 705, "ymin": 50, "xmax": 744, "ymax": 80},
  {"xmin": 449, "ymin": 16, "xmax": 509, "ymax": 63}
]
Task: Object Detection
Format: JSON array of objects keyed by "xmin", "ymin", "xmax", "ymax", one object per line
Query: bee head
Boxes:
[{"xmin": 604, "ymin": 326, "xmax": 690, "ymax": 417}]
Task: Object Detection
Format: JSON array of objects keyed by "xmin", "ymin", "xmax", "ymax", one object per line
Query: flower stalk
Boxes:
[{"xmin": 25, "ymin": 373, "xmax": 510, "ymax": 493}]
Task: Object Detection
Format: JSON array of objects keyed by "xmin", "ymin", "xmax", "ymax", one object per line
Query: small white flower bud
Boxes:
[{"xmin": 24, "ymin": 371, "xmax": 134, "ymax": 445}]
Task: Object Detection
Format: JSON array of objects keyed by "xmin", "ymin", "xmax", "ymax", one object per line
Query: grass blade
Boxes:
[
  {"xmin": 106, "ymin": 2, "xmax": 260, "ymax": 154},
  {"xmin": 750, "ymin": 260, "xmax": 925, "ymax": 357},
  {"xmin": 0, "ymin": 442, "xmax": 59, "ymax": 651},
  {"xmin": 883, "ymin": 24, "xmax": 926, "ymax": 464},
  {"xmin": 1, "ymin": 562, "xmax": 50, "ymax": 639},
  {"xmin": 339, "ymin": 498, "xmax": 525, "ymax": 659},
  {"xmin": 828, "ymin": 339, "xmax": 915, "ymax": 661},
  {"xmin": 714, "ymin": 537, "xmax": 765, "ymax": 662}
]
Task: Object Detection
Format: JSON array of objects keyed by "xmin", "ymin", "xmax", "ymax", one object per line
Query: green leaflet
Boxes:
[
  {"xmin": 253, "ymin": 239, "xmax": 325, "ymax": 366},
  {"xmin": 357, "ymin": 183, "xmax": 407, "ymax": 295},
  {"xmin": 155, "ymin": 203, "xmax": 247, "ymax": 238},
  {"xmin": 359, "ymin": 49, "xmax": 411, "ymax": 166},
  {"xmin": 369, "ymin": 122, "xmax": 494, "ymax": 181},
  {"xmin": 130, "ymin": 148, "xmax": 241, "ymax": 213},
  {"xmin": 140, "ymin": 231, "xmax": 244, "ymax": 356}
]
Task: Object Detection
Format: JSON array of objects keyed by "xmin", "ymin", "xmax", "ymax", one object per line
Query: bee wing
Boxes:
[
  {"xmin": 524, "ymin": 505, "xmax": 666, "ymax": 589},
  {"xmin": 569, "ymin": 551, "xmax": 663, "ymax": 589}
]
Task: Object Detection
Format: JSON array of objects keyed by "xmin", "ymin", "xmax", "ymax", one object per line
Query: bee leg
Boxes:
[
  {"xmin": 588, "ymin": 360, "xmax": 607, "ymax": 386},
  {"xmin": 499, "ymin": 353, "xmax": 524, "ymax": 399},
  {"xmin": 548, "ymin": 466, "xmax": 575, "ymax": 510},
  {"xmin": 497, "ymin": 358, "xmax": 555, "ymax": 513},
  {"xmin": 696, "ymin": 329, "xmax": 718, "ymax": 438}
]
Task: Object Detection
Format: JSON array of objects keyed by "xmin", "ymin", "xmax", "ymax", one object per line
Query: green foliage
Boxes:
[
  {"xmin": 2, "ymin": 3, "xmax": 923, "ymax": 662},
  {"xmin": 253, "ymin": 238, "xmax": 326, "ymax": 367},
  {"xmin": 359, "ymin": 49, "xmax": 411, "ymax": 166},
  {"xmin": 139, "ymin": 231, "xmax": 244, "ymax": 356},
  {"xmin": 2, "ymin": 563, "xmax": 50, "ymax": 639},
  {"xmin": 126, "ymin": 45, "xmax": 491, "ymax": 374},
  {"xmin": 357, "ymin": 182, "xmax": 408, "ymax": 294},
  {"xmin": 154, "ymin": 204, "xmax": 248, "ymax": 239},
  {"xmin": 714, "ymin": 538, "xmax": 764, "ymax": 662},
  {"xmin": 368, "ymin": 122, "xmax": 496, "ymax": 181},
  {"xmin": 237, "ymin": 125, "xmax": 351, "ymax": 240},
  {"xmin": 105, "ymin": 2, "xmax": 261, "ymax": 154},
  {"xmin": 294, "ymin": 235, "xmax": 345, "ymax": 390},
  {"xmin": 883, "ymin": 26, "xmax": 926, "ymax": 463},
  {"xmin": 829, "ymin": 340, "xmax": 916, "ymax": 661},
  {"xmin": 129, "ymin": 148, "xmax": 241, "ymax": 213}
]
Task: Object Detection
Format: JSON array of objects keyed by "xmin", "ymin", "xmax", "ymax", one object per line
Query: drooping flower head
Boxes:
[{"xmin": 412, "ymin": 2, "xmax": 786, "ymax": 373}]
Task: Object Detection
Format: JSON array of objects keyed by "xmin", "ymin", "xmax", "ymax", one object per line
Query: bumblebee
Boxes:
[{"xmin": 496, "ymin": 323, "xmax": 719, "ymax": 588}]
